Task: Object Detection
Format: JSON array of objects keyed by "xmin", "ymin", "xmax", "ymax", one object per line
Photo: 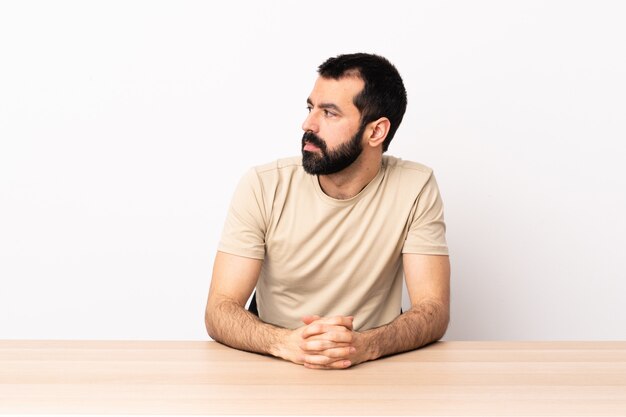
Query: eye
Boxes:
[
  {"xmin": 323, "ymin": 109, "xmax": 336, "ymax": 117},
  {"xmin": 306, "ymin": 106, "xmax": 312, "ymax": 113}
]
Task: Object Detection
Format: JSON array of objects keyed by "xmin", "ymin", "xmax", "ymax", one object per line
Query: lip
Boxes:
[{"xmin": 303, "ymin": 141, "xmax": 320, "ymax": 152}]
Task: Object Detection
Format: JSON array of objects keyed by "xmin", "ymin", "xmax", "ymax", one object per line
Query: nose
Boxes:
[{"xmin": 301, "ymin": 110, "xmax": 319, "ymax": 133}]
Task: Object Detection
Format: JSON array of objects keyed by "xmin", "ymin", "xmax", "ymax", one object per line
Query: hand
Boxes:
[
  {"xmin": 299, "ymin": 315, "xmax": 360, "ymax": 370},
  {"xmin": 274, "ymin": 315, "xmax": 371, "ymax": 369},
  {"xmin": 273, "ymin": 315, "xmax": 354, "ymax": 368}
]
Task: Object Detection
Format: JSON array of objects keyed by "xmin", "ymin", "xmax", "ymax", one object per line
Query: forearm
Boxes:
[
  {"xmin": 359, "ymin": 299, "xmax": 449, "ymax": 361},
  {"xmin": 205, "ymin": 297, "xmax": 288, "ymax": 358}
]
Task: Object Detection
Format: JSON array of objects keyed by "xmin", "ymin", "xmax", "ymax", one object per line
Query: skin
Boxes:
[
  {"xmin": 205, "ymin": 75, "xmax": 451, "ymax": 369},
  {"xmin": 303, "ymin": 76, "xmax": 383, "ymax": 199}
]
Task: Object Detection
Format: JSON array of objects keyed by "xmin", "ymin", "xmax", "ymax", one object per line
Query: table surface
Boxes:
[{"xmin": 1, "ymin": 340, "xmax": 625, "ymax": 416}]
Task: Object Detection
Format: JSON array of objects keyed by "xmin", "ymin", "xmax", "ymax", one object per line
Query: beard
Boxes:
[{"xmin": 301, "ymin": 124, "xmax": 366, "ymax": 175}]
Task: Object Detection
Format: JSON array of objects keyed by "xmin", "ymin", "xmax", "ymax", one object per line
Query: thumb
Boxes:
[{"xmin": 301, "ymin": 315, "xmax": 321, "ymax": 325}]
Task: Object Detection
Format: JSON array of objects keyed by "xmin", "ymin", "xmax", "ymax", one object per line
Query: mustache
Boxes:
[{"xmin": 302, "ymin": 131, "xmax": 327, "ymax": 152}]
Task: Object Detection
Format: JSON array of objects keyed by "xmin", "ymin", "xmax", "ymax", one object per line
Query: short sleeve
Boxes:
[
  {"xmin": 217, "ymin": 169, "xmax": 267, "ymax": 259},
  {"xmin": 402, "ymin": 173, "xmax": 449, "ymax": 255}
]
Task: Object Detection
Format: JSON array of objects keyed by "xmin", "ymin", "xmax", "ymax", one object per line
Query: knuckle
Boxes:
[
  {"xmin": 324, "ymin": 349, "xmax": 341, "ymax": 358},
  {"xmin": 328, "ymin": 349, "xmax": 347, "ymax": 359},
  {"xmin": 324, "ymin": 346, "xmax": 351, "ymax": 359},
  {"xmin": 314, "ymin": 340, "xmax": 328, "ymax": 350},
  {"xmin": 330, "ymin": 331, "xmax": 352, "ymax": 342}
]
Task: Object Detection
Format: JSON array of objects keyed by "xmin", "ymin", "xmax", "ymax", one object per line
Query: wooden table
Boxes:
[{"xmin": 1, "ymin": 340, "xmax": 625, "ymax": 415}]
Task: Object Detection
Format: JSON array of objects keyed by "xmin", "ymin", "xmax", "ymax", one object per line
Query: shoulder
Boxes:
[
  {"xmin": 239, "ymin": 156, "xmax": 305, "ymax": 193},
  {"xmin": 383, "ymin": 155, "xmax": 434, "ymax": 181},
  {"xmin": 252, "ymin": 156, "xmax": 303, "ymax": 177},
  {"xmin": 381, "ymin": 155, "xmax": 443, "ymax": 201}
]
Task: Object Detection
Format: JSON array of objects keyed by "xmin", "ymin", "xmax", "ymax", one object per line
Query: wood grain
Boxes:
[{"xmin": 1, "ymin": 340, "xmax": 625, "ymax": 415}]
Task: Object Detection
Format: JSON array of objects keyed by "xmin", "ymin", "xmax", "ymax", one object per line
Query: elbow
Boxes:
[
  {"xmin": 431, "ymin": 303, "xmax": 450, "ymax": 342},
  {"xmin": 204, "ymin": 309, "xmax": 213, "ymax": 339},
  {"xmin": 204, "ymin": 303, "xmax": 219, "ymax": 341},
  {"xmin": 409, "ymin": 300, "xmax": 449, "ymax": 345},
  {"xmin": 417, "ymin": 301, "xmax": 449, "ymax": 343},
  {"xmin": 434, "ymin": 309, "xmax": 450, "ymax": 342}
]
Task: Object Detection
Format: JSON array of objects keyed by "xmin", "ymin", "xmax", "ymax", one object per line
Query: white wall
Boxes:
[{"xmin": 1, "ymin": 0, "xmax": 624, "ymax": 340}]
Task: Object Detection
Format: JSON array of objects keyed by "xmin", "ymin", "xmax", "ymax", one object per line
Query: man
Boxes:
[{"xmin": 205, "ymin": 53, "xmax": 450, "ymax": 370}]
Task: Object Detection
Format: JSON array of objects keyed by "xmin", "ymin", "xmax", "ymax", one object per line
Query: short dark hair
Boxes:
[{"xmin": 317, "ymin": 53, "xmax": 407, "ymax": 152}]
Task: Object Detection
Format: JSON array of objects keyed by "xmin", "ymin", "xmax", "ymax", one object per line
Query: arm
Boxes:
[
  {"xmin": 205, "ymin": 251, "xmax": 354, "ymax": 364},
  {"xmin": 357, "ymin": 253, "xmax": 450, "ymax": 360},
  {"xmin": 301, "ymin": 253, "xmax": 450, "ymax": 369},
  {"xmin": 204, "ymin": 251, "xmax": 280, "ymax": 355}
]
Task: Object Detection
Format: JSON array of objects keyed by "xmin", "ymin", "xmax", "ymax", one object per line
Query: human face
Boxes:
[
  {"xmin": 301, "ymin": 76, "xmax": 365, "ymax": 175},
  {"xmin": 301, "ymin": 124, "xmax": 366, "ymax": 175}
]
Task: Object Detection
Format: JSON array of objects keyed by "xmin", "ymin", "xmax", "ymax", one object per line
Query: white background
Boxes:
[{"xmin": 1, "ymin": 0, "xmax": 625, "ymax": 340}]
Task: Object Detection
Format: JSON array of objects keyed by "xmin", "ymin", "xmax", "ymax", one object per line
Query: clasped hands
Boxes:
[{"xmin": 285, "ymin": 315, "xmax": 368, "ymax": 370}]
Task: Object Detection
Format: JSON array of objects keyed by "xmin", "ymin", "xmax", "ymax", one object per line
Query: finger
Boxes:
[
  {"xmin": 300, "ymin": 323, "xmax": 325, "ymax": 338},
  {"xmin": 301, "ymin": 339, "xmax": 351, "ymax": 352},
  {"xmin": 301, "ymin": 332, "xmax": 353, "ymax": 349},
  {"xmin": 304, "ymin": 359, "xmax": 352, "ymax": 370},
  {"xmin": 303, "ymin": 346, "xmax": 355, "ymax": 365},
  {"xmin": 301, "ymin": 324, "xmax": 354, "ymax": 340},
  {"xmin": 320, "ymin": 346, "xmax": 356, "ymax": 359},
  {"xmin": 303, "ymin": 353, "xmax": 335, "ymax": 366},
  {"xmin": 301, "ymin": 315, "xmax": 321, "ymax": 325},
  {"xmin": 301, "ymin": 315, "xmax": 354, "ymax": 329},
  {"xmin": 315, "ymin": 315, "xmax": 354, "ymax": 329}
]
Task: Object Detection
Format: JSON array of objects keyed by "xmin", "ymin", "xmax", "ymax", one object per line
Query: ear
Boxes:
[{"xmin": 365, "ymin": 117, "xmax": 390, "ymax": 149}]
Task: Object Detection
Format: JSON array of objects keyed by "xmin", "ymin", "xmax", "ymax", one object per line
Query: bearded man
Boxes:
[{"xmin": 205, "ymin": 53, "xmax": 450, "ymax": 369}]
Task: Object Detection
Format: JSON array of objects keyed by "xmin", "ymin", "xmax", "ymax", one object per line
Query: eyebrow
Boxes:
[{"xmin": 307, "ymin": 98, "xmax": 343, "ymax": 114}]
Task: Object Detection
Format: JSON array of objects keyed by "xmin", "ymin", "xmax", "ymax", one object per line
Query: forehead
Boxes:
[{"xmin": 308, "ymin": 76, "xmax": 365, "ymax": 113}]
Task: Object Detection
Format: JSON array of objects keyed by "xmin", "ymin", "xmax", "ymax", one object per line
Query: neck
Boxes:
[{"xmin": 318, "ymin": 152, "xmax": 383, "ymax": 200}]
